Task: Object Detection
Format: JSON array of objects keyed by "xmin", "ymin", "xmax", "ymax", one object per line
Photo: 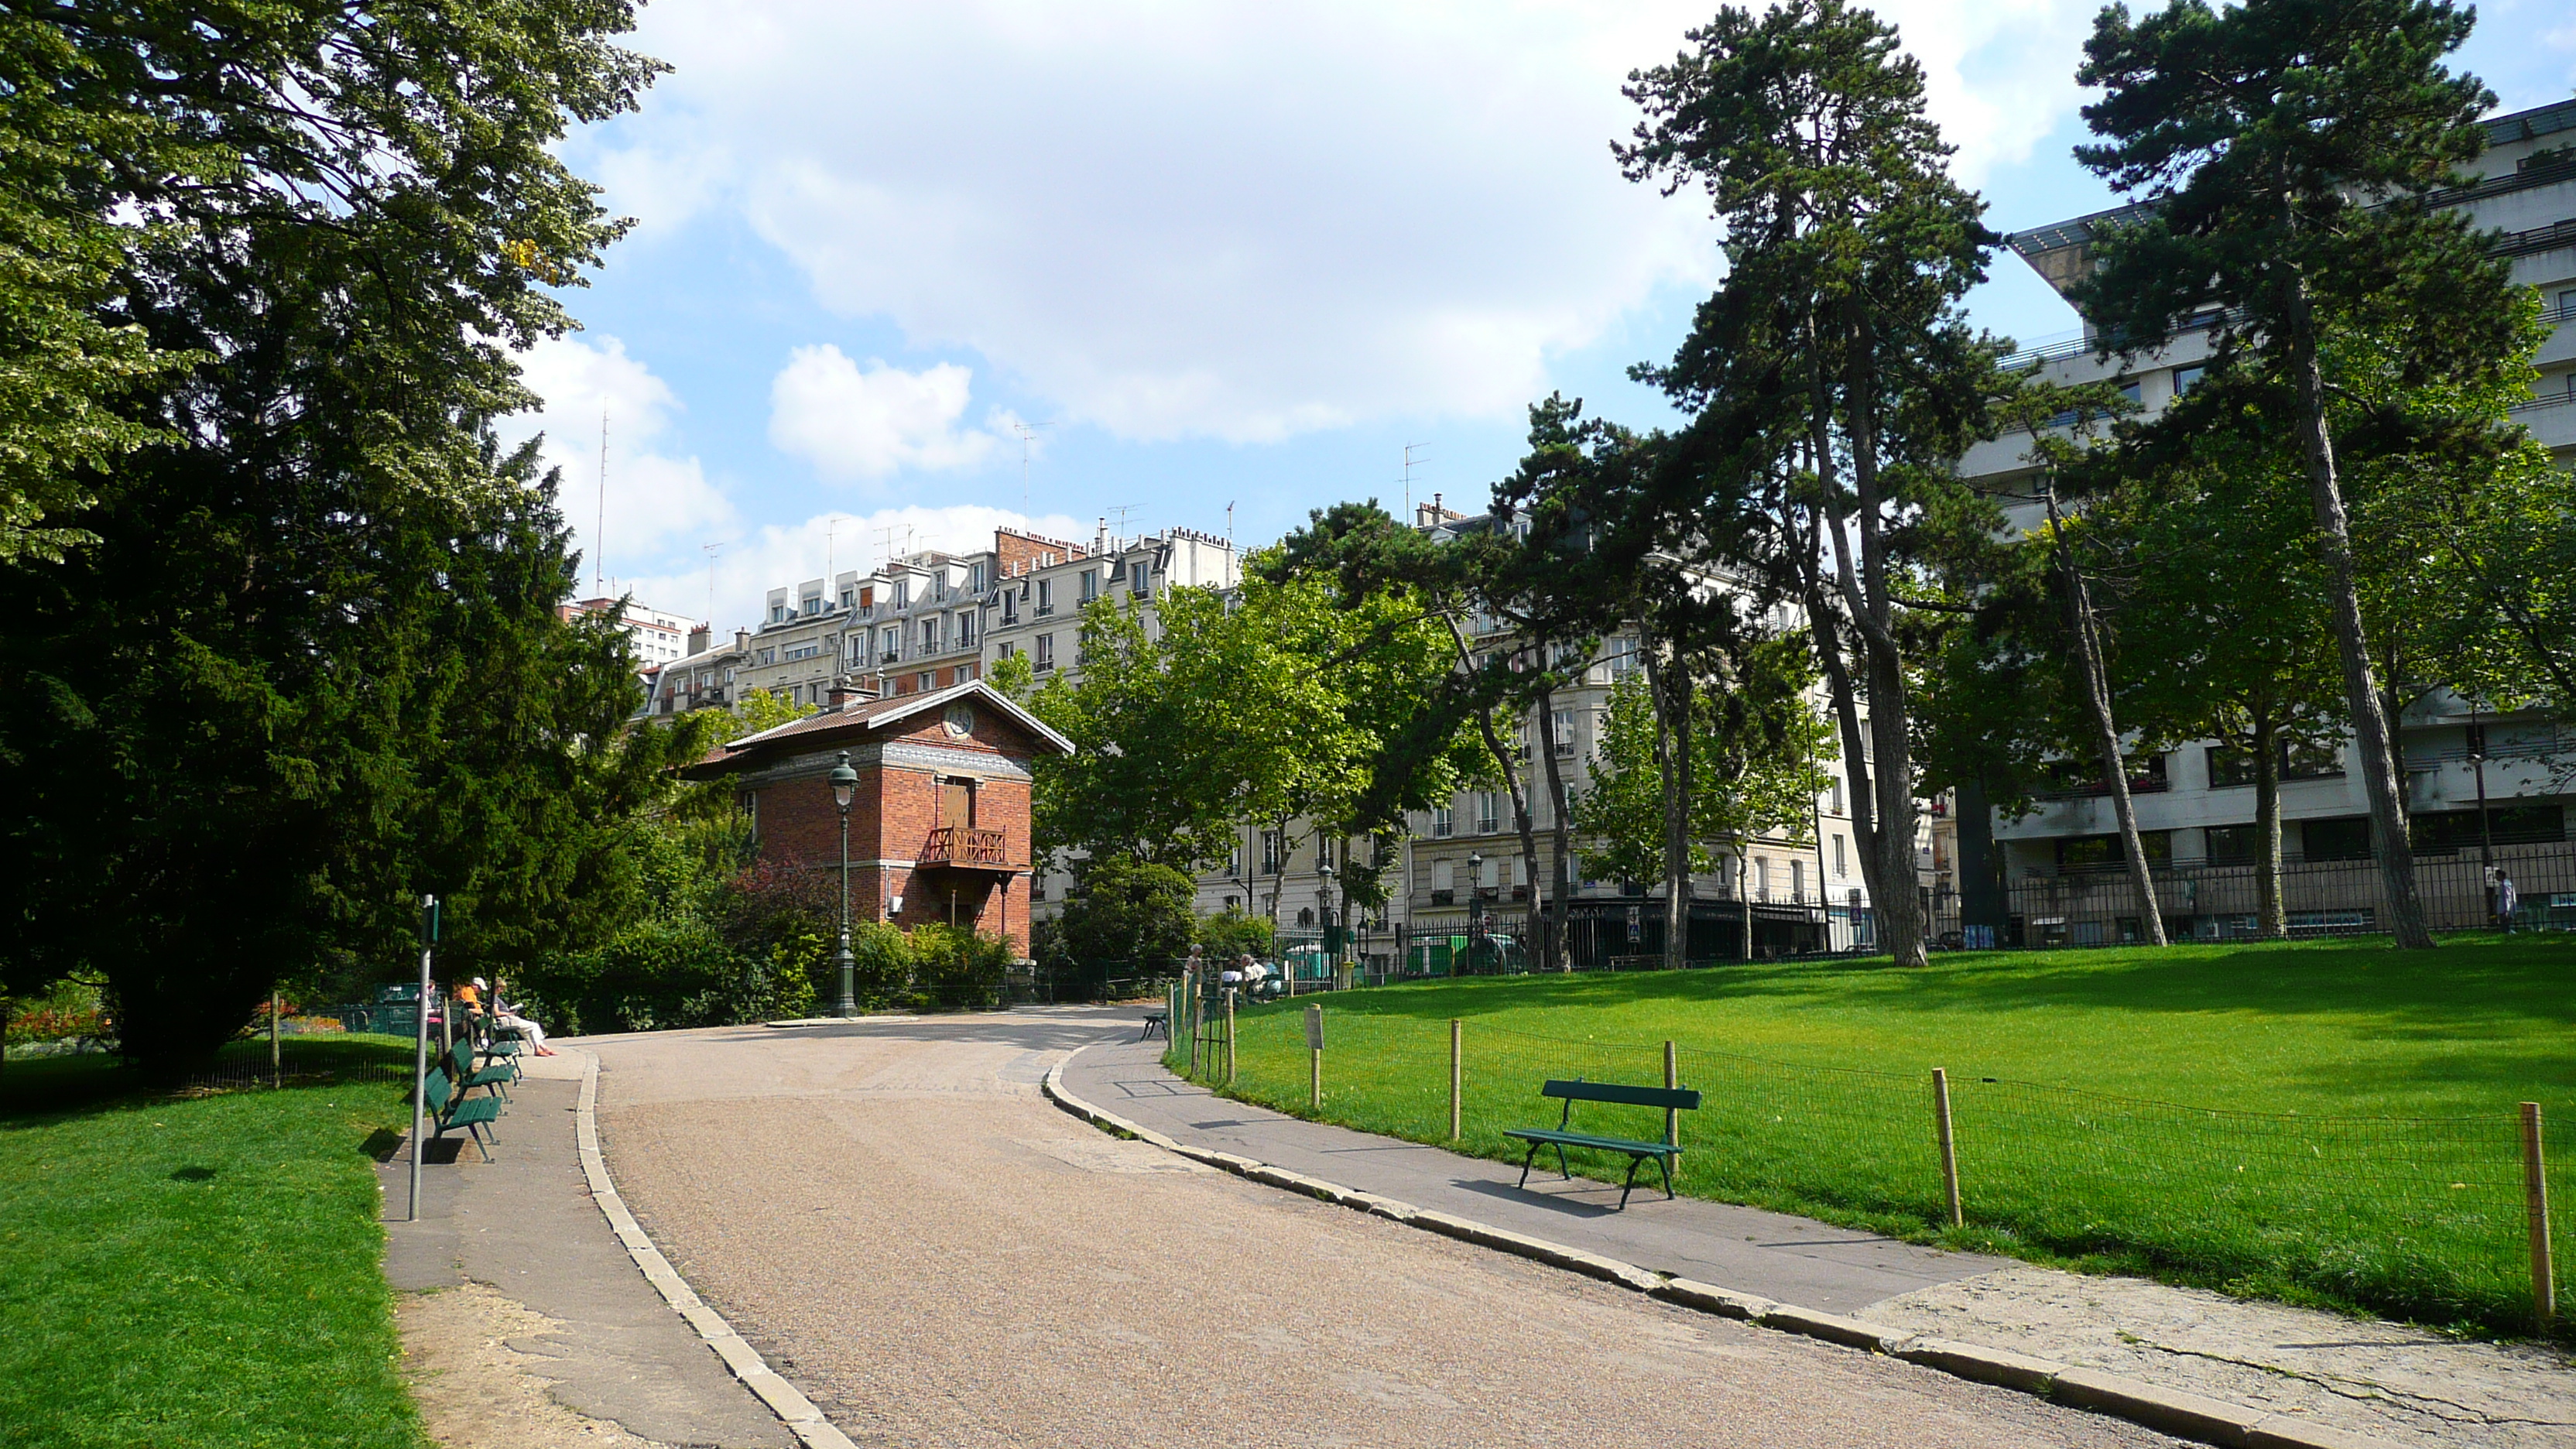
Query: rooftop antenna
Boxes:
[
  {"xmin": 1105, "ymin": 504, "xmax": 1139, "ymax": 548},
  {"xmin": 701, "ymin": 542, "xmax": 722, "ymax": 624},
  {"xmin": 594, "ymin": 407, "xmax": 609, "ymax": 591},
  {"xmin": 1011, "ymin": 420, "xmax": 1054, "ymax": 513},
  {"xmin": 825, "ymin": 514, "xmax": 848, "ymax": 585},
  {"xmin": 1402, "ymin": 442, "xmax": 1427, "ymax": 521}
]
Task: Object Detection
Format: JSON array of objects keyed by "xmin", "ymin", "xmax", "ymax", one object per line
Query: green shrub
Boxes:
[{"xmin": 907, "ymin": 923, "xmax": 1011, "ymax": 1011}]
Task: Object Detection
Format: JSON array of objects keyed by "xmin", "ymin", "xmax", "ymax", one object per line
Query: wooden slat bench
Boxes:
[{"xmin": 1506, "ymin": 1077, "xmax": 1702, "ymax": 1211}]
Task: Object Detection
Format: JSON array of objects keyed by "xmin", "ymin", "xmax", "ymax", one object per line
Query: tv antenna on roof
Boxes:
[
  {"xmin": 701, "ymin": 542, "xmax": 722, "ymax": 625},
  {"xmin": 1011, "ymin": 420, "xmax": 1053, "ymax": 513},
  {"xmin": 594, "ymin": 407, "xmax": 610, "ymax": 591},
  {"xmin": 1401, "ymin": 442, "xmax": 1427, "ymax": 520},
  {"xmin": 873, "ymin": 520, "xmax": 914, "ymax": 567},
  {"xmin": 1105, "ymin": 504, "xmax": 1139, "ymax": 543}
]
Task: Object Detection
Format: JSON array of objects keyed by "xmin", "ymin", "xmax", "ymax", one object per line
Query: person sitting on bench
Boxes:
[{"xmin": 489, "ymin": 981, "xmax": 556, "ymax": 1056}]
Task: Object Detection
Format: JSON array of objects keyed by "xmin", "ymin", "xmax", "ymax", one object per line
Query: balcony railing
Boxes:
[{"xmin": 920, "ymin": 826, "xmax": 1008, "ymax": 867}]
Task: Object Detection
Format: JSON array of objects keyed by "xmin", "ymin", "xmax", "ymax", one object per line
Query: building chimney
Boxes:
[
  {"xmin": 687, "ymin": 622, "xmax": 711, "ymax": 655},
  {"xmin": 827, "ymin": 678, "xmax": 872, "ymax": 711},
  {"xmin": 733, "ymin": 627, "xmax": 750, "ymax": 654}
]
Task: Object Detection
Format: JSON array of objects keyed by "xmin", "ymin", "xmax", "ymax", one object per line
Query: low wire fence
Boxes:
[{"xmin": 1164, "ymin": 1001, "xmax": 2567, "ymax": 1338}]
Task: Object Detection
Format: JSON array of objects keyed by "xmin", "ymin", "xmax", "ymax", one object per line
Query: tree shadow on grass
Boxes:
[{"xmin": 1279, "ymin": 935, "xmax": 2576, "ymax": 1033}]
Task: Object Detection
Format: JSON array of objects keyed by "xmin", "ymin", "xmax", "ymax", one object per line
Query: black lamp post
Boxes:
[
  {"xmin": 830, "ymin": 749, "xmax": 859, "ymax": 1018},
  {"xmin": 1317, "ymin": 861, "xmax": 1336, "ymax": 958}
]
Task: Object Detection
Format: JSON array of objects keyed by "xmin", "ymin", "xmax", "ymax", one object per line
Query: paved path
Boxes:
[
  {"xmin": 589, "ymin": 1009, "xmax": 2174, "ymax": 1448},
  {"xmin": 381, "ymin": 1049, "xmax": 793, "ymax": 1447},
  {"xmin": 1069, "ymin": 1023, "xmax": 2576, "ymax": 1449}
]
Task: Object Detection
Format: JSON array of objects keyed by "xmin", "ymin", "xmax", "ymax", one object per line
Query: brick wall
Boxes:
[{"xmin": 735, "ymin": 701, "xmax": 1049, "ymax": 954}]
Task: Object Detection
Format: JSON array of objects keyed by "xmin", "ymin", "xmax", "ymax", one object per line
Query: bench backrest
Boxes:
[
  {"xmin": 424, "ymin": 1064, "xmax": 454, "ymax": 1115},
  {"xmin": 1542, "ymin": 1077, "xmax": 1701, "ymax": 1112}
]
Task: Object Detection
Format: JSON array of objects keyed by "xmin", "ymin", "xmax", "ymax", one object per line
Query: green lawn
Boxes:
[
  {"xmin": 0, "ymin": 1040, "xmax": 426, "ymax": 1449},
  {"xmin": 1184, "ymin": 934, "xmax": 2576, "ymax": 1339}
]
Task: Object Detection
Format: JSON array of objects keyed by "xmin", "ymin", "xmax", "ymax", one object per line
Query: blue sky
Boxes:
[{"xmin": 503, "ymin": 1, "xmax": 2576, "ymax": 633}]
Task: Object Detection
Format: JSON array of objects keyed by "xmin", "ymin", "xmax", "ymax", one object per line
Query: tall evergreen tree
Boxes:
[
  {"xmin": 0, "ymin": 0, "xmax": 668, "ymax": 1067},
  {"xmin": 2071, "ymin": 0, "xmax": 2516, "ymax": 949},
  {"xmin": 1618, "ymin": 0, "xmax": 2007, "ymax": 967}
]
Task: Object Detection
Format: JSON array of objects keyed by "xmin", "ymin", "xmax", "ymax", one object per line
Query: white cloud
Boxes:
[
  {"xmin": 498, "ymin": 335, "xmax": 733, "ymax": 594},
  {"xmin": 582, "ymin": 3, "xmax": 2102, "ymax": 446},
  {"xmin": 767, "ymin": 344, "xmax": 1006, "ymax": 481},
  {"xmin": 613, "ymin": 504, "xmax": 1093, "ymax": 637}
]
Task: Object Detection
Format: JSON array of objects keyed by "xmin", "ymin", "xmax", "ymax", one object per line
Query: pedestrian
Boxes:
[{"xmin": 2496, "ymin": 869, "xmax": 2519, "ymax": 933}]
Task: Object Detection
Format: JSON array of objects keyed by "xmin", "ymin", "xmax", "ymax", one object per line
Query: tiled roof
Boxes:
[{"xmin": 713, "ymin": 680, "xmax": 1076, "ymax": 759}]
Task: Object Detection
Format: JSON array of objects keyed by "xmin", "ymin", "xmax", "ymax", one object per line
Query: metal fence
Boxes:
[
  {"xmin": 1176, "ymin": 1008, "xmax": 2571, "ymax": 1339},
  {"xmin": 1976, "ymin": 844, "xmax": 2576, "ymax": 948}
]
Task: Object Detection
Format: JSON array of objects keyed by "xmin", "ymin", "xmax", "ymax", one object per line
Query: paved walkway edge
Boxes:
[
  {"xmin": 1042, "ymin": 1046, "xmax": 2398, "ymax": 1449},
  {"xmin": 571, "ymin": 1049, "xmax": 860, "ymax": 1449}
]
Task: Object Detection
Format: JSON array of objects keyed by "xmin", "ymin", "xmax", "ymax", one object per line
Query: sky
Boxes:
[{"xmin": 502, "ymin": 0, "xmax": 2576, "ymax": 635}]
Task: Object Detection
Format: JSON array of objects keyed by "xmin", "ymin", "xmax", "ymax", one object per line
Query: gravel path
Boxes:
[{"xmin": 590, "ymin": 1012, "xmax": 2178, "ymax": 1448}]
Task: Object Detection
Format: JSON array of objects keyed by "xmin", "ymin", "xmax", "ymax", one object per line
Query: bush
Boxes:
[
  {"xmin": 1196, "ymin": 906, "xmax": 1276, "ymax": 962},
  {"xmin": 1056, "ymin": 855, "xmax": 1196, "ymax": 963},
  {"xmin": 906, "ymin": 924, "xmax": 1011, "ymax": 1012}
]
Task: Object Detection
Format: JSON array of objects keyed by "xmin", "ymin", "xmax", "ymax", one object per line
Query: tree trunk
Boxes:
[
  {"xmin": 1442, "ymin": 611, "xmax": 1540, "ymax": 968},
  {"xmin": 1797, "ymin": 479, "xmax": 1888, "ymax": 930},
  {"xmin": 2045, "ymin": 485, "xmax": 2168, "ymax": 947},
  {"xmin": 2252, "ymin": 711, "xmax": 2287, "ymax": 939},
  {"xmin": 1535, "ymin": 683, "xmax": 1576, "ymax": 971},
  {"xmin": 1737, "ymin": 849, "xmax": 1753, "ymax": 960},
  {"xmin": 2283, "ymin": 280, "xmax": 2433, "ymax": 949},
  {"xmin": 1838, "ymin": 302, "xmax": 1927, "ymax": 969},
  {"xmin": 1641, "ymin": 639, "xmax": 1693, "ymax": 971}
]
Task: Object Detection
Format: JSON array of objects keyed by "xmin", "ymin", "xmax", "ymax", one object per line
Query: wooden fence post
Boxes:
[
  {"xmin": 1450, "ymin": 1018, "xmax": 1463, "ymax": 1141},
  {"xmin": 1934, "ymin": 1067, "xmax": 1963, "ymax": 1228},
  {"xmin": 1225, "ymin": 989, "xmax": 1237, "ymax": 1086},
  {"xmin": 2526, "ymin": 1101, "xmax": 2555, "ymax": 1330},
  {"xmin": 1663, "ymin": 1040, "xmax": 1679, "ymax": 1149},
  {"xmin": 1186, "ymin": 973, "xmax": 1201, "ymax": 1077},
  {"xmin": 270, "ymin": 991, "xmax": 282, "ymax": 1090},
  {"xmin": 1307, "ymin": 1004, "xmax": 1323, "ymax": 1112}
]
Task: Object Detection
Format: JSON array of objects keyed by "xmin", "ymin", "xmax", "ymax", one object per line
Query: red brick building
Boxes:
[{"xmin": 685, "ymin": 682, "xmax": 1073, "ymax": 954}]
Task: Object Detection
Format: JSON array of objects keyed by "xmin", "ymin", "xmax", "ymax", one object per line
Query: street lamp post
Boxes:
[
  {"xmin": 830, "ymin": 750, "xmax": 859, "ymax": 1018},
  {"xmin": 1467, "ymin": 851, "xmax": 1485, "ymax": 971}
]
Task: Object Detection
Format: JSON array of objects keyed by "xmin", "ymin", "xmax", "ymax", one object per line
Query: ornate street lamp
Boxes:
[{"xmin": 830, "ymin": 749, "xmax": 859, "ymax": 1018}]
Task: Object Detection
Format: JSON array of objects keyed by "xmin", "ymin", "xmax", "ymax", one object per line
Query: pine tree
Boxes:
[
  {"xmin": 1618, "ymin": 0, "xmax": 2006, "ymax": 967},
  {"xmin": 2071, "ymin": 0, "xmax": 2516, "ymax": 949}
]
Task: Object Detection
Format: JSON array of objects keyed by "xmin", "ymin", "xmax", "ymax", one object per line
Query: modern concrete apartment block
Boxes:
[{"xmin": 1947, "ymin": 97, "xmax": 2576, "ymax": 947}]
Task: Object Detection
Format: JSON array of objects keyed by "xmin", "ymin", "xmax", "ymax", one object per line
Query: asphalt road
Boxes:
[{"xmin": 589, "ymin": 1009, "xmax": 2180, "ymax": 1449}]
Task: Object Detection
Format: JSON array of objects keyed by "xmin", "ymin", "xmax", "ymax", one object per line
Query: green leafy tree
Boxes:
[
  {"xmin": 1052, "ymin": 855, "xmax": 1197, "ymax": 968},
  {"xmin": 1574, "ymin": 643, "xmax": 1833, "ymax": 958},
  {"xmin": 728, "ymin": 686, "xmax": 815, "ymax": 738},
  {"xmin": 2071, "ymin": 0, "xmax": 2521, "ymax": 947},
  {"xmin": 0, "ymin": 0, "xmax": 666, "ymax": 1069}
]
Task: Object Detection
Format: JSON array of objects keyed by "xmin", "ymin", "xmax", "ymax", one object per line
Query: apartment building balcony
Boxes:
[
  {"xmin": 2511, "ymin": 390, "xmax": 2576, "ymax": 451},
  {"xmin": 918, "ymin": 826, "xmax": 1011, "ymax": 870}
]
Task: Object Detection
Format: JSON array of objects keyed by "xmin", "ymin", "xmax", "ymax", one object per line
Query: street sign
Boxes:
[{"xmin": 1304, "ymin": 1004, "xmax": 1324, "ymax": 1051}]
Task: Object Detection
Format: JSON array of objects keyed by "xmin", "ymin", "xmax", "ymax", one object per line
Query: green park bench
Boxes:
[
  {"xmin": 446, "ymin": 1036, "xmax": 516, "ymax": 1104},
  {"xmin": 1506, "ymin": 1077, "xmax": 1703, "ymax": 1211},
  {"xmin": 423, "ymin": 1064, "xmax": 501, "ymax": 1162}
]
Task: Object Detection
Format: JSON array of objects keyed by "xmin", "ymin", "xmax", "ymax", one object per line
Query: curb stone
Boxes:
[
  {"xmin": 1042, "ymin": 1046, "xmax": 2411, "ymax": 1449},
  {"xmin": 570, "ymin": 1050, "xmax": 858, "ymax": 1449}
]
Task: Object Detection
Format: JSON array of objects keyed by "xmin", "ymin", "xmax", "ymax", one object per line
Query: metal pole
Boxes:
[
  {"xmin": 834, "ymin": 799, "xmax": 858, "ymax": 1017},
  {"xmin": 1934, "ymin": 1067, "xmax": 1963, "ymax": 1228},
  {"xmin": 1450, "ymin": 1018, "xmax": 1463, "ymax": 1141},
  {"xmin": 2526, "ymin": 1101, "xmax": 2555, "ymax": 1330},
  {"xmin": 408, "ymin": 894, "xmax": 436, "ymax": 1224}
]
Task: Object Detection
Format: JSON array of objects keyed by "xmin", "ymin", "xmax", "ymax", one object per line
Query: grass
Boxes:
[
  {"xmin": 1184, "ymin": 933, "xmax": 2576, "ymax": 1340},
  {"xmin": 0, "ymin": 1036, "xmax": 426, "ymax": 1449}
]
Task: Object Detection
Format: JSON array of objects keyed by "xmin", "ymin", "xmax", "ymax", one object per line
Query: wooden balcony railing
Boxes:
[{"xmin": 920, "ymin": 826, "xmax": 1008, "ymax": 867}]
